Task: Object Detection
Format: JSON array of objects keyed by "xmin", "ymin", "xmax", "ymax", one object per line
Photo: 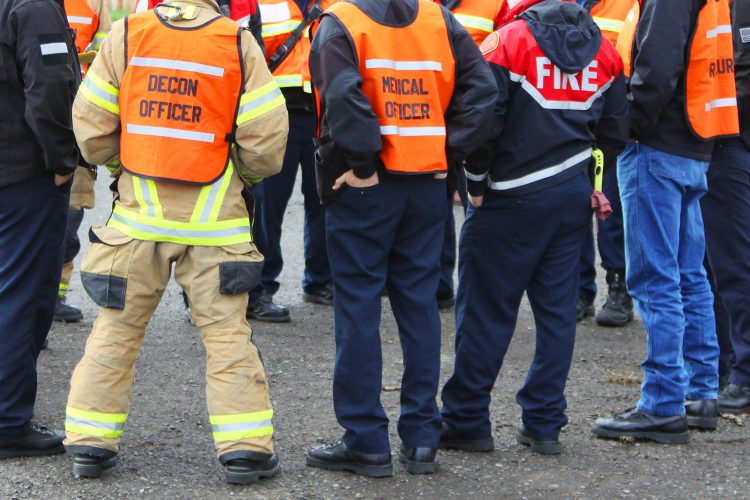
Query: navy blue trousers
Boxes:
[
  {"xmin": 326, "ymin": 175, "xmax": 446, "ymax": 453},
  {"xmin": 252, "ymin": 109, "xmax": 330, "ymax": 294},
  {"xmin": 442, "ymin": 173, "xmax": 591, "ymax": 440},
  {"xmin": 579, "ymin": 151, "xmax": 626, "ymax": 299},
  {"xmin": 0, "ymin": 177, "xmax": 69, "ymax": 441},
  {"xmin": 703, "ymin": 139, "xmax": 750, "ymax": 387},
  {"xmin": 439, "ymin": 170, "xmax": 467, "ymax": 298}
]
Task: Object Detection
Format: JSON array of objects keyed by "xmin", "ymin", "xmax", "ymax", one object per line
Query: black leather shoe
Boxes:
[
  {"xmin": 222, "ymin": 453, "xmax": 280, "ymax": 484},
  {"xmin": 53, "ymin": 296, "xmax": 83, "ymax": 323},
  {"xmin": 592, "ymin": 408, "xmax": 689, "ymax": 444},
  {"xmin": 437, "ymin": 291, "xmax": 455, "ymax": 311},
  {"xmin": 516, "ymin": 424, "xmax": 561, "ymax": 455},
  {"xmin": 306, "ymin": 440, "xmax": 393, "ymax": 478},
  {"xmin": 596, "ymin": 271, "xmax": 633, "ymax": 327},
  {"xmin": 718, "ymin": 384, "xmax": 750, "ymax": 414},
  {"xmin": 302, "ymin": 282, "xmax": 334, "ymax": 306},
  {"xmin": 73, "ymin": 454, "xmax": 117, "ymax": 478},
  {"xmin": 576, "ymin": 296, "xmax": 595, "ymax": 322},
  {"xmin": 398, "ymin": 445, "xmax": 437, "ymax": 474},
  {"xmin": 438, "ymin": 422, "xmax": 494, "ymax": 452},
  {"xmin": 247, "ymin": 292, "xmax": 290, "ymax": 323},
  {"xmin": 0, "ymin": 423, "xmax": 64, "ymax": 460},
  {"xmin": 685, "ymin": 399, "xmax": 718, "ymax": 430}
]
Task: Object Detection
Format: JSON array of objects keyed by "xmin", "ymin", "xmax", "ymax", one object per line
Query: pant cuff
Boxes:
[{"xmin": 636, "ymin": 402, "xmax": 685, "ymax": 417}]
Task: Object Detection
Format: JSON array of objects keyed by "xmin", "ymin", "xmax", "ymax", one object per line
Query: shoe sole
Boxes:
[
  {"xmin": 398, "ymin": 453, "xmax": 437, "ymax": 474},
  {"xmin": 53, "ymin": 317, "xmax": 83, "ymax": 323},
  {"xmin": 225, "ymin": 462, "xmax": 281, "ymax": 485},
  {"xmin": 302, "ymin": 293, "xmax": 333, "ymax": 306},
  {"xmin": 0, "ymin": 444, "xmax": 65, "ymax": 460},
  {"xmin": 592, "ymin": 427, "xmax": 689, "ymax": 444},
  {"xmin": 516, "ymin": 433, "xmax": 561, "ymax": 455},
  {"xmin": 596, "ymin": 311, "xmax": 634, "ymax": 328},
  {"xmin": 73, "ymin": 457, "xmax": 117, "ymax": 479},
  {"xmin": 687, "ymin": 416, "xmax": 718, "ymax": 430},
  {"xmin": 718, "ymin": 406, "xmax": 750, "ymax": 415},
  {"xmin": 438, "ymin": 437, "xmax": 494, "ymax": 453},
  {"xmin": 246, "ymin": 313, "xmax": 291, "ymax": 323},
  {"xmin": 305, "ymin": 455, "xmax": 393, "ymax": 478}
]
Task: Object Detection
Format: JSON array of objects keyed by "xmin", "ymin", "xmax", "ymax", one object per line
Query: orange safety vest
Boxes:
[
  {"xmin": 64, "ymin": 0, "xmax": 99, "ymax": 54},
  {"xmin": 320, "ymin": 1, "xmax": 456, "ymax": 174},
  {"xmin": 589, "ymin": 0, "xmax": 636, "ymax": 46},
  {"xmin": 450, "ymin": 0, "xmax": 503, "ymax": 47},
  {"xmin": 685, "ymin": 0, "xmax": 739, "ymax": 140},
  {"xmin": 615, "ymin": 0, "xmax": 639, "ymax": 78},
  {"xmin": 258, "ymin": 0, "xmax": 336, "ymax": 93},
  {"xmin": 119, "ymin": 12, "xmax": 244, "ymax": 185}
]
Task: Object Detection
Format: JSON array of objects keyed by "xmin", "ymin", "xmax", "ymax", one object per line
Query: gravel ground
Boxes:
[{"xmin": 1, "ymin": 175, "xmax": 749, "ymax": 499}]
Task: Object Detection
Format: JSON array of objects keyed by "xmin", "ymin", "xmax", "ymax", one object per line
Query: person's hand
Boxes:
[
  {"xmin": 468, "ymin": 194, "xmax": 484, "ymax": 208},
  {"xmin": 54, "ymin": 173, "xmax": 74, "ymax": 186},
  {"xmin": 332, "ymin": 169, "xmax": 379, "ymax": 190}
]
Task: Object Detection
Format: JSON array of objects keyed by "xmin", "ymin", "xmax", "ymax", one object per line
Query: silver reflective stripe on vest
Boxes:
[
  {"xmin": 380, "ymin": 126, "xmax": 446, "ymax": 137},
  {"xmin": 705, "ymin": 97, "xmax": 737, "ymax": 111},
  {"xmin": 138, "ymin": 178, "xmax": 157, "ymax": 217},
  {"xmin": 65, "ymin": 416, "xmax": 125, "ymax": 432},
  {"xmin": 68, "ymin": 15, "xmax": 94, "ymax": 24},
  {"xmin": 365, "ymin": 59, "xmax": 442, "ymax": 71},
  {"xmin": 110, "ymin": 211, "xmax": 249, "ymax": 239},
  {"xmin": 126, "ymin": 124, "xmax": 215, "ymax": 143},
  {"xmin": 488, "ymin": 148, "xmax": 592, "ymax": 191},
  {"xmin": 706, "ymin": 25, "xmax": 732, "ymax": 39},
  {"xmin": 129, "ymin": 56, "xmax": 225, "ymax": 77},
  {"xmin": 211, "ymin": 419, "xmax": 273, "ymax": 433}
]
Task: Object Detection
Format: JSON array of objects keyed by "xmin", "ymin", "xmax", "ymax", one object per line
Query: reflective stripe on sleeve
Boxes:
[
  {"xmin": 126, "ymin": 124, "xmax": 214, "ymax": 143},
  {"xmin": 488, "ymin": 149, "xmax": 592, "ymax": 191},
  {"xmin": 79, "ymin": 70, "xmax": 120, "ymax": 114},
  {"xmin": 40, "ymin": 43, "xmax": 68, "ymax": 55},
  {"xmin": 129, "ymin": 57, "xmax": 225, "ymax": 77},
  {"xmin": 65, "ymin": 406, "xmax": 127, "ymax": 439},
  {"xmin": 67, "ymin": 16, "xmax": 94, "ymax": 24},
  {"xmin": 592, "ymin": 17, "xmax": 624, "ymax": 33},
  {"xmin": 236, "ymin": 82, "xmax": 285, "ymax": 124},
  {"xmin": 453, "ymin": 14, "xmax": 494, "ymax": 33},
  {"xmin": 380, "ymin": 126, "xmax": 446, "ymax": 137},
  {"xmin": 464, "ymin": 169, "xmax": 488, "ymax": 182},
  {"xmin": 365, "ymin": 59, "xmax": 442, "ymax": 71},
  {"xmin": 210, "ymin": 410, "xmax": 273, "ymax": 442}
]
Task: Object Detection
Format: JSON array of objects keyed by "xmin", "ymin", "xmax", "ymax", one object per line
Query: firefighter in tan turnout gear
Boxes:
[{"xmin": 63, "ymin": 0, "xmax": 289, "ymax": 484}]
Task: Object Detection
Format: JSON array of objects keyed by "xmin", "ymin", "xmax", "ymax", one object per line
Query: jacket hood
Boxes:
[{"xmin": 507, "ymin": 0, "xmax": 602, "ymax": 74}]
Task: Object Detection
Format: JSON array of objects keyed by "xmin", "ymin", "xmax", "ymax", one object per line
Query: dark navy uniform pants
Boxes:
[
  {"xmin": 0, "ymin": 177, "xmax": 69, "ymax": 442},
  {"xmin": 439, "ymin": 169, "xmax": 467, "ymax": 299},
  {"xmin": 442, "ymin": 173, "xmax": 591, "ymax": 440},
  {"xmin": 252, "ymin": 109, "xmax": 330, "ymax": 294},
  {"xmin": 703, "ymin": 139, "xmax": 750, "ymax": 387},
  {"xmin": 326, "ymin": 174, "xmax": 446, "ymax": 453},
  {"xmin": 579, "ymin": 151, "xmax": 626, "ymax": 300}
]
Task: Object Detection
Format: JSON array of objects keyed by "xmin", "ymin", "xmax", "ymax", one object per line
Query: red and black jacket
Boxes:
[{"xmin": 466, "ymin": 0, "xmax": 628, "ymax": 197}]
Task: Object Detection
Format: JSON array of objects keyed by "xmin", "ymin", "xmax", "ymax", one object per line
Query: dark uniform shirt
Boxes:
[
  {"xmin": 0, "ymin": 0, "xmax": 80, "ymax": 188},
  {"xmin": 732, "ymin": 0, "xmax": 750, "ymax": 149}
]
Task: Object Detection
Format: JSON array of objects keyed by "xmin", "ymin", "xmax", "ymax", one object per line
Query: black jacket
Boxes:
[
  {"xmin": 629, "ymin": 0, "xmax": 715, "ymax": 161},
  {"xmin": 0, "ymin": 0, "xmax": 80, "ymax": 188},
  {"xmin": 466, "ymin": 0, "xmax": 628, "ymax": 197},
  {"xmin": 309, "ymin": 0, "xmax": 497, "ymax": 204},
  {"xmin": 732, "ymin": 0, "xmax": 750, "ymax": 149}
]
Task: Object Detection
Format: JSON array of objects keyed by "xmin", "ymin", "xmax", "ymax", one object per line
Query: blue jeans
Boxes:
[{"xmin": 618, "ymin": 143, "xmax": 719, "ymax": 416}]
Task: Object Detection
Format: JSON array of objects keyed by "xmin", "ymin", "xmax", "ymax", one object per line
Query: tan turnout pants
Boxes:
[{"xmin": 64, "ymin": 226, "xmax": 273, "ymax": 457}]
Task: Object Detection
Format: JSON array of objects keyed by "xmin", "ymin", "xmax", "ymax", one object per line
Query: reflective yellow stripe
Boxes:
[
  {"xmin": 209, "ymin": 410, "xmax": 273, "ymax": 425},
  {"xmin": 303, "ymin": 81, "xmax": 311, "ymax": 94},
  {"xmin": 262, "ymin": 20, "xmax": 299, "ymax": 37},
  {"xmin": 66, "ymin": 406, "xmax": 128, "ymax": 423},
  {"xmin": 237, "ymin": 82, "xmax": 286, "ymax": 124},
  {"xmin": 593, "ymin": 17, "xmax": 624, "ymax": 33},
  {"xmin": 453, "ymin": 13, "xmax": 494, "ymax": 33},
  {"xmin": 65, "ymin": 423, "xmax": 123, "ymax": 439},
  {"xmin": 145, "ymin": 180, "xmax": 164, "ymax": 219},
  {"xmin": 79, "ymin": 70, "xmax": 120, "ymax": 114},
  {"xmin": 132, "ymin": 177, "xmax": 148, "ymax": 216},
  {"xmin": 208, "ymin": 163, "xmax": 234, "ymax": 222},
  {"xmin": 109, "ymin": 205, "xmax": 252, "ymax": 246},
  {"xmin": 212, "ymin": 427, "xmax": 274, "ymax": 442},
  {"xmin": 274, "ymin": 74, "xmax": 303, "ymax": 88},
  {"xmin": 191, "ymin": 163, "xmax": 235, "ymax": 223}
]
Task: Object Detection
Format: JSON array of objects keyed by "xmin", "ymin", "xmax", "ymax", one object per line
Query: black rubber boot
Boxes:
[
  {"xmin": 53, "ymin": 296, "xmax": 83, "ymax": 323},
  {"xmin": 222, "ymin": 453, "xmax": 280, "ymax": 485},
  {"xmin": 73, "ymin": 454, "xmax": 117, "ymax": 478},
  {"xmin": 0, "ymin": 423, "xmax": 64, "ymax": 460},
  {"xmin": 247, "ymin": 291, "xmax": 290, "ymax": 323},
  {"xmin": 576, "ymin": 295, "xmax": 595, "ymax": 322},
  {"xmin": 596, "ymin": 270, "xmax": 633, "ymax": 327}
]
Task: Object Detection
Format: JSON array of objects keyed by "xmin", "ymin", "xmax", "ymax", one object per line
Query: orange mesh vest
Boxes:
[
  {"xmin": 686, "ymin": 0, "xmax": 739, "ymax": 140},
  {"xmin": 65, "ymin": 0, "xmax": 99, "ymax": 54},
  {"xmin": 451, "ymin": 0, "xmax": 503, "ymax": 47},
  {"xmin": 259, "ymin": 0, "xmax": 336, "ymax": 91},
  {"xmin": 615, "ymin": 0, "xmax": 639, "ymax": 78},
  {"xmin": 589, "ymin": 0, "xmax": 636, "ymax": 46},
  {"xmin": 323, "ymin": 1, "xmax": 456, "ymax": 174},
  {"xmin": 119, "ymin": 12, "xmax": 243, "ymax": 185}
]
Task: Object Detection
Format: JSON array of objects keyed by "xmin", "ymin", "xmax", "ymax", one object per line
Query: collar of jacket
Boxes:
[
  {"xmin": 502, "ymin": 0, "xmax": 575, "ymax": 24},
  {"xmin": 155, "ymin": 0, "xmax": 222, "ymax": 15}
]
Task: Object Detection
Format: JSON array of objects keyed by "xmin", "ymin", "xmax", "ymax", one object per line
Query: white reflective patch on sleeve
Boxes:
[
  {"xmin": 259, "ymin": 2, "xmax": 292, "ymax": 23},
  {"xmin": 741, "ymin": 27, "xmax": 750, "ymax": 44},
  {"xmin": 40, "ymin": 42, "xmax": 68, "ymax": 55}
]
